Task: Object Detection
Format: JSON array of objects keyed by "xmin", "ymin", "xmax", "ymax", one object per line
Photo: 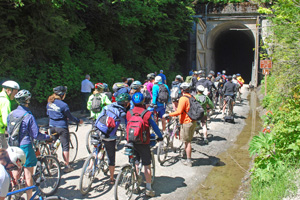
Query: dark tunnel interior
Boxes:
[{"xmin": 214, "ymin": 30, "xmax": 254, "ymax": 83}]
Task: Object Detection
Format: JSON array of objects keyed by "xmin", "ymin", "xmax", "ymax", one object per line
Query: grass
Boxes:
[{"xmin": 248, "ymin": 163, "xmax": 298, "ymax": 200}]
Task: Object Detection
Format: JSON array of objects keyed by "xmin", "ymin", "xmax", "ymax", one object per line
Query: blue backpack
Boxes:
[{"xmin": 95, "ymin": 104, "xmax": 125, "ymax": 137}]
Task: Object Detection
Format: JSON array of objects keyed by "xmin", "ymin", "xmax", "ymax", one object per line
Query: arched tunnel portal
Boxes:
[{"xmin": 207, "ymin": 22, "xmax": 255, "ymax": 83}]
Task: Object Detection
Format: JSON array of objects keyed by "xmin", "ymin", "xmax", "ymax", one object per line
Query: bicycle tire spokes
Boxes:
[{"xmin": 114, "ymin": 165, "xmax": 135, "ymax": 200}]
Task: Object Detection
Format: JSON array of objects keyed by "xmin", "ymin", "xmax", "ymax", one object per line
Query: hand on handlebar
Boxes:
[
  {"xmin": 162, "ymin": 114, "xmax": 170, "ymax": 119},
  {"xmin": 79, "ymin": 119, "xmax": 83, "ymax": 124}
]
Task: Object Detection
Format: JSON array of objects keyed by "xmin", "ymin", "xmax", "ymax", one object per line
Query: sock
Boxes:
[
  {"xmin": 146, "ymin": 183, "xmax": 152, "ymax": 190},
  {"xmin": 187, "ymin": 158, "xmax": 192, "ymax": 162}
]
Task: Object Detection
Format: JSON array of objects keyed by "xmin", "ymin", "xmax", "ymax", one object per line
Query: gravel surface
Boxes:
[{"xmin": 36, "ymin": 86, "xmax": 252, "ymax": 200}]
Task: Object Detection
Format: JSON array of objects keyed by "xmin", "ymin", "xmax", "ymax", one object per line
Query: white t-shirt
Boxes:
[
  {"xmin": 0, "ymin": 164, "xmax": 10, "ymax": 197},
  {"xmin": 81, "ymin": 79, "xmax": 94, "ymax": 93}
]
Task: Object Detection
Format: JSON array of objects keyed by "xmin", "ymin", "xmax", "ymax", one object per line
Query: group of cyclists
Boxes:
[{"xmin": 0, "ymin": 69, "xmax": 244, "ymax": 199}]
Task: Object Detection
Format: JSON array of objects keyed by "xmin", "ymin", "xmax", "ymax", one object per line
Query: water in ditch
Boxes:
[{"xmin": 187, "ymin": 91, "xmax": 262, "ymax": 200}]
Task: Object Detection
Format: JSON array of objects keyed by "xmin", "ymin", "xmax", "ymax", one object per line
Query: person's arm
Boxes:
[
  {"xmin": 90, "ymin": 81, "xmax": 94, "ymax": 89},
  {"xmin": 63, "ymin": 105, "xmax": 80, "ymax": 124},
  {"xmin": 1, "ymin": 101, "xmax": 10, "ymax": 128},
  {"xmin": 169, "ymin": 97, "xmax": 187, "ymax": 117},
  {"xmin": 149, "ymin": 118, "xmax": 162, "ymax": 138},
  {"xmin": 28, "ymin": 115, "xmax": 50, "ymax": 141}
]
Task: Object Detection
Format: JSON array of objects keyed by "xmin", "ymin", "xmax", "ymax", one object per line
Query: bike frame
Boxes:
[{"xmin": 7, "ymin": 184, "xmax": 43, "ymax": 200}]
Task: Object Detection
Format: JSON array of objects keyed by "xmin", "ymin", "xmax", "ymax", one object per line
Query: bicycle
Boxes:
[
  {"xmin": 114, "ymin": 139, "xmax": 156, "ymax": 200},
  {"xmin": 39, "ymin": 123, "xmax": 79, "ymax": 163},
  {"xmin": 86, "ymin": 118, "xmax": 126, "ymax": 154},
  {"xmin": 157, "ymin": 116, "xmax": 183, "ymax": 165},
  {"xmin": 8, "ymin": 154, "xmax": 61, "ymax": 199},
  {"xmin": 6, "ymin": 176, "xmax": 67, "ymax": 200},
  {"xmin": 224, "ymin": 95, "xmax": 234, "ymax": 116},
  {"xmin": 79, "ymin": 132, "xmax": 109, "ymax": 195}
]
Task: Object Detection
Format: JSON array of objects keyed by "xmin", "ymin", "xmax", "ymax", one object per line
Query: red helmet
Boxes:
[{"xmin": 95, "ymin": 83, "xmax": 105, "ymax": 89}]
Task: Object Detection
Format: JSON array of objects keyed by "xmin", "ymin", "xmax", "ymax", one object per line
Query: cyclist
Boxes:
[
  {"xmin": 0, "ymin": 147, "xmax": 26, "ymax": 200},
  {"xmin": 158, "ymin": 69, "xmax": 167, "ymax": 84},
  {"xmin": 163, "ymin": 83, "xmax": 196, "ymax": 167},
  {"xmin": 94, "ymin": 93, "xmax": 131, "ymax": 185},
  {"xmin": 195, "ymin": 85, "xmax": 214, "ymax": 145},
  {"xmin": 113, "ymin": 78, "xmax": 130, "ymax": 98},
  {"xmin": 208, "ymin": 70, "xmax": 216, "ymax": 82},
  {"xmin": 152, "ymin": 76, "xmax": 170, "ymax": 135},
  {"xmin": 0, "ymin": 80, "xmax": 20, "ymax": 149},
  {"xmin": 236, "ymin": 73, "xmax": 245, "ymax": 86},
  {"xmin": 127, "ymin": 92, "xmax": 163, "ymax": 197},
  {"xmin": 190, "ymin": 71, "xmax": 199, "ymax": 95},
  {"xmin": 145, "ymin": 73, "xmax": 155, "ymax": 98},
  {"xmin": 206, "ymin": 74, "xmax": 217, "ymax": 102},
  {"xmin": 87, "ymin": 83, "xmax": 112, "ymax": 120},
  {"xmin": 47, "ymin": 86, "xmax": 83, "ymax": 173},
  {"xmin": 171, "ymin": 75, "xmax": 183, "ymax": 111},
  {"xmin": 232, "ymin": 75, "xmax": 241, "ymax": 99},
  {"xmin": 8, "ymin": 90, "xmax": 51, "ymax": 200},
  {"xmin": 129, "ymin": 81, "xmax": 143, "ymax": 109},
  {"xmin": 222, "ymin": 76, "xmax": 236, "ymax": 115}
]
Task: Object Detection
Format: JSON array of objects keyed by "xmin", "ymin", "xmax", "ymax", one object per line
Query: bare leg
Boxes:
[
  {"xmin": 185, "ymin": 142, "xmax": 192, "ymax": 159},
  {"xmin": 24, "ymin": 167, "xmax": 34, "ymax": 199},
  {"xmin": 144, "ymin": 165, "xmax": 152, "ymax": 184},
  {"xmin": 63, "ymin": 151, "xmax": 69, "ymax": 166},
  {"xmin": 162, "ymin": 118, "xmax": 166, "ymax": 132},
  {"xmin": 109, "ymin": 166, "xmax": 115, "ymax": 181}
]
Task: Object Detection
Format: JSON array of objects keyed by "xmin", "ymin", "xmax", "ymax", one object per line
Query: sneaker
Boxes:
[
  {"xmin": 181, "ymin": 159, "xmax": 192, "ymax": 167},
  {"xmin": 145, "ymin": 189, "xmax": 155, "ymax": 197},
  {"xmin": 203, "ymin": 138, "xmax": 209, "ymax": 145},
  {"xmin": 63, "ymin": 165, "xmax": 74, "ymax": 173}
]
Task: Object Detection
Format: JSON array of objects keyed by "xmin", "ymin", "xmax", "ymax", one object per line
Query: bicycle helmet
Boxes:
[
  {"xmin": 207, "ymin": 74, "xmax": 212, "ymax": 79},
  {"xmin": 175, "ymin": 75, "xmax": 183, "ymax": 80},
  {"xmin": 196, "ymin": 85, "xmax": 205, "ymax": 92},
  {"xmin": 217, "ymin": 72, "xmax": 221, "ymax": 75},
  {"xmin": 132, "ymin": 92, "xmax": 144, "ymax": 104},
  {"xmin": 103, "ymin": 83, "xmax": 108, "ymax": 89},
  {"xmin": 180, "ymin": 82, "xmax": 190, "ymax": 91},
  {"xmin": 53, "ymin": 86, "xmax": 67, "ymax": 96},
  {"xmin": 2, "ymin": 80, "xmax": 20, "ymax": 90},
  {"xmin": 131, "ymin": 81, "xmax": 142, "ymax": 90},
  {"xmin": 222, "ymin": 70, "xmax": 226, "ymax": 74},
  {"xmin": 15, "ymin": 90, "xmax": 31, "ymax": 105},
  {"xmin": 95, "ymin": 83, "xmax": 105, "ymax": 90},
  {"xmin": 154, "ymin": 76, "xmax": 162, "ymax": 83},
  {"xmin": 209, "ymin": 70, "xmax": 215, "ymax": 75},
  {"xmin": 147, "ymin": 73, "xmax": 155, "ymax": 80},
  {"xmin": 116, "ymin": 93, "xmax": 131, "ymax": 103},
  {"xmin": 236, "ymin": 73, "xmax": 241, "ymax": 76},
  {"xmin": 6, "ymin": 147, "xmax": 26, "ymax": 167},
  {"xmin": 215, "ymin": 77, "xmax": 221, "ymax": 81},
  {"xmin": 232, "ymin": 74, "xmax": 237, "ymax": 79}
]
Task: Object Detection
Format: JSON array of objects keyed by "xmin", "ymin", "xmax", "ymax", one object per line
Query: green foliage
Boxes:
[
  {"xmin": 249, "ymin": 0, "xmax": 300, "ymax": 197},
  {"xmin": 0, "ymin": 0, "xmax": 195, "ymax": 114}
]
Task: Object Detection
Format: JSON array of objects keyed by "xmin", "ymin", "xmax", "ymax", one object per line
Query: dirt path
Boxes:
[{"xmin": 36, "ymin": 86, "xmax": 252, "ymax": 200}]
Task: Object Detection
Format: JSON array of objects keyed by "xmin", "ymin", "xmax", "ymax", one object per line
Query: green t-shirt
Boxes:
[{"xmin": 195, "ymin": 94, "xmax": 214, "ymax": 116}]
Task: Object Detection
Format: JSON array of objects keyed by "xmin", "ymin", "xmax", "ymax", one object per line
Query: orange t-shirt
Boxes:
[{"xmin": 169, "ymin": 93, "xmax": 193, "ymax": 124}]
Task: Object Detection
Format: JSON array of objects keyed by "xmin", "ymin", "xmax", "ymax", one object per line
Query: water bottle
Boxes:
[{"xmin": 53, "ymin": 139, "xmax": 61, "ymax": 149}]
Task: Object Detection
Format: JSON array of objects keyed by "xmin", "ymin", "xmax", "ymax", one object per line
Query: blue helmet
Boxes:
[
  {"xmin": 132, "ymin": 92, "xmax": 144, "ymax": 104},
  {"xmin": 236, "ymin": 73, "xmax": 241, "ymax": 76},
  {"xmin": 217, "ymin": 72, "xmax": 221, "ymax": 75}
]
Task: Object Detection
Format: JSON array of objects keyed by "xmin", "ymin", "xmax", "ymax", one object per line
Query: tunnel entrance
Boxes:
[
  {"xmin": 206, "ymin": 22, "xmax": 255, "ymax": 84},
  {"xmin": 214, "ymin": 29, "xmax": 254, "ymax": 83}
]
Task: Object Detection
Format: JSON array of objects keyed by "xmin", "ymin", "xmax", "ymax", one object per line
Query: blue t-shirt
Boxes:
[{"xmin": 158, "ymin": 73, "xmax": 166, "ymax": 84}]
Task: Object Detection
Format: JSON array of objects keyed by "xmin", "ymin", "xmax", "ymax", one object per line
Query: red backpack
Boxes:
[{"xmin": 126, "ymin": 110, "xmax": 149, "ymax": 144}]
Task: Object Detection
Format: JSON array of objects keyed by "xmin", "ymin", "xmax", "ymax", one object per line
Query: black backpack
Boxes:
[
  {"xmin": 7, "ymin": 111, "xmax": 28, "ymax": 147},
  {"xmin": 157, "ymin": 84, "xmax": 169, "ymax": 103},
  {"xmin": 91, "ymin": 94, "xmax": 102, "ymax": 113},
  {"xmin": 183, "ymin": 95, "xmax": 204, "ymax": 121}
]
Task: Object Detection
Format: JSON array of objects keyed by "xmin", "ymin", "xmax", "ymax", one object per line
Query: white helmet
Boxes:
[
  {"xmin": 196, "ymin": 85, "xmax": 205, "ymax": 92},
  {"xmin": 154, "ymin": 76, "xmax": 162, "ymax": 83},
  {"xmin": 6, "ymin": 147, "xmax": 26, "ymax": 167},
  {"xmin": 2, "ymin": 80, "xmax": 20, "ymax": 90},
  {"xmin": 180, "ymin": 82, "xmax": 190, "ymax": 91},
  {"xmin": 15, "ymin": 90, "xmax": 31, "ymax": 105}
]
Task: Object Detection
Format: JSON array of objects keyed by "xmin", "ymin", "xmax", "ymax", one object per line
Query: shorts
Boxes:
[
  {"xmin": 50, "ymin": 127, "xmax": 70, "ymax": 152},
  {"xmin": 155, "ymin": 106, "xmax": 165, "ymax": 118},
  {"xmin": 180, "ymin": 121, "xmax": 196, "ymax": 143},
  {"xmin": 102, "ymin": 140, "xmax": 116, "ymax": 166},
  {"xmin": 20, "ymin": 144, "xmax": 37, "ymax": 167},
  {"xmin": 133, "ymin": 144, "xmax": 152, "ymax": 166}
]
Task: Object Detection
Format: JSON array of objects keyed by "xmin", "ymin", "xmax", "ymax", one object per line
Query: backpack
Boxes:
[
  {"xmin": 141, "ymin": 88, "xmax": 152, "ymax": 104},
  {"xmin": 112, "ymin": 82, "xmax": 127, "ymax": 92},
  {"xmin": 170, "ymin": 86, "xmax": 180, "ymax": 100},
  {"xmin": 95, "ymin": 104, "xmax": 123, "ymax": 137},
  {"xmin": 157, "ymin": 84, "xmax": 169, "ymax": 103},
  {"xmin": 91, "ymin": 95, "xmax": 102, "ymax": 113},
  {"xmin": 126, "ymin": 110, "xmax": 149, "ymax": 144},
  {"xmin": 7, "ymin": 111, "xmax": 28, "ymax": 147},
  {"xmin": 182, "ymin": 95, "xmax": 204, "ymax": 121},
  {"xmin": 196, "ymin": 95, "xmax": 207, "ymax": 107}
]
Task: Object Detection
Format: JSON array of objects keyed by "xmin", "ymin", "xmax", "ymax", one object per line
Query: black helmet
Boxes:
[{"xmin": 53, "ymin": 86, "xmax": 67, "ymax": 96}]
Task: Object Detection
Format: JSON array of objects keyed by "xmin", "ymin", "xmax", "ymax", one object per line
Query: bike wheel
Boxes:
[
  {"xmin": 37, "ymin": 155, "xmax": 61, "ymax": 196},
  {"xmin": 169, "ymin": 121, "xmax": 183, "ymax": 152},
  {"xmin": 45, "ymin": 196, "xmax": 69, "ymax": 200},
  {"xmin": 85, "ymin": 128, "xmax": 95, "ymax": 154},
  {"xmin": 229, "ymin": 99, "xmax": 233, "ymax": 116},
  {"xmin": 69, "ymin": 132, "xmax": 78, "ymax": 163},
  {"xmin": 151, "ymin": 152, "xmax": 155, "ymax": 185},
  {"xmin": 157, "ymin": 135, "xmax": 169, "ymax": 165},
  {"xmin": 114, "ymin": 165, "xmax": 135, "ymax": 200},
  {"xmin": 79, "ymin": 155, "xmax": 96, "ymax": 195},
  {"xmin": 219, "ymin": 96, "xmax": 223, "ymax": 110}
]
